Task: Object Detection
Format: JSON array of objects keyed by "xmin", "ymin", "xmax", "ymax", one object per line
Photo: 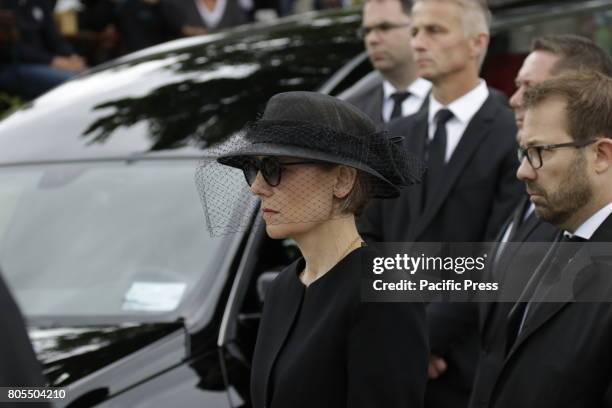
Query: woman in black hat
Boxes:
[{"xmin": 209, "ymin": 91, "xmax": 428, "ymax": 408}]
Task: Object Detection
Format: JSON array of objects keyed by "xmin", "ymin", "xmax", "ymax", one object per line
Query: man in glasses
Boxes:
[
  {"xmin": 481, "ymin": 70, "xmax": 612, "ymax": 408},
  {"xmin": 470, "ymin": 35, "xmax": 612, "ymax": 408},
  {"xmin": 345, "ymin": 0, "xmax": 431, "ymax": 124}
]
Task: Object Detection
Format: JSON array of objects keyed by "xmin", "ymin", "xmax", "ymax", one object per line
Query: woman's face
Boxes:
[{"xmin": 248, "ymin": 156, "xmax": 340, "ymax": 239}]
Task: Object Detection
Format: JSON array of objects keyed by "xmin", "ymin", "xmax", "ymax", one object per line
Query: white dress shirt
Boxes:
[
  {"xmin": 571, "ymin": 201, "xmax": 612, "ymax": 240},
  {"xmin": 427, "ymin": 80, "xmax": 489, "ymax": 162},
  {"xmin": 382, "ymin": 78, "xmax": 432, "ymax": 123},
  {"xmin": 195, "ymin": 0, "xmax": 227, "ymax": 29}
]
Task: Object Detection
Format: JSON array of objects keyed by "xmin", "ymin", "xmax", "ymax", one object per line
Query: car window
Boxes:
[{"xmin": 0, "ymin": 160, "xmax": 230, "ymax": 318}]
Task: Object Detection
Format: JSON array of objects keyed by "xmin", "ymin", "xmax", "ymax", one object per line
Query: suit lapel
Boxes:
[
  {"xmin": 403, "ymin": 112, "xmax": 428, "ymax": 240},
  {"xmin": 504, "ymin": 213, "xmax": 612, "ymax": 361},
  {"xmin": 386, "ymin": 110, "xmax": 429, "ymax": 242},
  {"xmin": 505, "ymin": 246, "xmax": 591, "ymax": 360},
  {"xmin": 480, "ymin": 213, "xmax": 537, "ymax": 334},
  {"xmin": 511, "ymin": 212, "xmax": 540, "ymax": 243},
  {"xmin": 412, "ymin": 93, "xmax": 499, "ymax": 240},
  {"xmin": 479, "ymin": 214, "xmax": 514, "ymax": 333},
  {"xmin": 493, "ymin": 208, "xmax": 540, "ymax": 284},
  {"xmin": 364, "ymin": 85, "xmax": 384, "ymax": 124}
]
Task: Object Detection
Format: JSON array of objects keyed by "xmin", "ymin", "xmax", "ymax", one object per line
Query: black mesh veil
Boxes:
[{"xmin": 195, "ymin": 92, "xmax": 424, "ymax": 236}]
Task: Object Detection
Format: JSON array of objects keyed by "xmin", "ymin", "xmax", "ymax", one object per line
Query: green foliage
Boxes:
[{"xmin": 0, "ymin": 92, "xmax": 23, "ymax": 120}]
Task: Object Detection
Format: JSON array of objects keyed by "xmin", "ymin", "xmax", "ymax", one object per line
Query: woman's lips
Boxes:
[{"xmin": 262, "ymin": 208, "xmax": 280, "ymax": 219}]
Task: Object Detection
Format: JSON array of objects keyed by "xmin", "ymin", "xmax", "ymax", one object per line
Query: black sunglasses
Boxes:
[
  {"xmin": 357, "ymin": 22, "xmax": 411, "ymax": 39},
  {"xmin": 517, "ymin": 139, "xmax": 598, "ymax": 169},
  {"xmin": 241, "ymin": 157, "xmax": 320, "ymax": 187}
]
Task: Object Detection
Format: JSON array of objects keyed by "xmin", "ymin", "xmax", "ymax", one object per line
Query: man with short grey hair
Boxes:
[{"xmin": 359, "ymin": 1, "xmax": 521, "ymax": 407}]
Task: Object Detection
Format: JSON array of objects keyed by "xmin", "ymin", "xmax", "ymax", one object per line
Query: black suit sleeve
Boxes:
[
  {"xmin": 603, "ymin": 379, "xmax": 612, "ymax": 408},
  {"xmin": 427, "ymin": 302, "xmax": 478, "ymax": 354},
  {"xmin": 483, "ymin": 117, "xmax": 522, "ymax": 241},
  {"xmin": 0, "ymin": 273, "xmax": 47, "ymax": 390},
  {"xmin": 346, "ymin": 302, "xmax": 428, "ymax": 408}
]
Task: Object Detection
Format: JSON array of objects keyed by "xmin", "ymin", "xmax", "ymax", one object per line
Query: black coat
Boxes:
[
  {"xmin": 470, "ymin": 195, "xmax": 558, "ymax": 408},
  {"xmin": 482, "ymin": 213, "xmax": 612, "ymax": 408},
  {"xmin": 0, "ymin": 272, "xmax": 48, "ymax": 407},
  {"xmin": 250, "ymin": 246, "xmax": 428, "ymax": 408},
  {"xmin": 358, "ymin": 89, "xmax": 522, "ymax": 408}
]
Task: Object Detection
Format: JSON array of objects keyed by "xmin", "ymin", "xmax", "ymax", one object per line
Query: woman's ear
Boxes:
[{"xmin": 333, "ymin": 166, "xmax": 357, "ymax": 199}]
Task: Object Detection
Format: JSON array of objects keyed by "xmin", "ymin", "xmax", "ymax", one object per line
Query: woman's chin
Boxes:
[
  {"xmin": 265, "ymin": 223, "xmax": 291, "ymax": 239},
  {"xmin": 265, "ymin": 221, "xmax": 314, "ymax": 240}
]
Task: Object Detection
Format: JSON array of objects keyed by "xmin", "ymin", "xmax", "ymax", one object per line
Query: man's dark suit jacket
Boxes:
[
  {"xmin": 470, "ymin": 195, "xmax": 558, "ymax": 408},
  {"xmin": 478, "ymin": 213, "xmax": 612, "ymax": 408},
  {"xmin": 358, "ymin": 89, "xmax": 523, "ymax": 408},
  {"xmin": 359, "ymin": 89, "xmax": 521, "ymax": 243},
  {"xmin": 345, "ymin": 81, "xmax": 428, "ymax": 125},
  {"xmin": 0, "ymin": 272, "xmax": 48, "ymax": 407}
]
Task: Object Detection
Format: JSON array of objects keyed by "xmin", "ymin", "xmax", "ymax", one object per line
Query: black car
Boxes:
[{"xmin": 0, "ymin": 2, "xmax": 610, "ymax": 407}]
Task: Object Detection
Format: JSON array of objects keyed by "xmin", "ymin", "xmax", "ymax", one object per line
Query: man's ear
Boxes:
[
  {"xmin": 470, "ymin": 32, "xmax": 489, "ymax": 62},
  {"xmin": 334, "ymin": 166, "xmax": 357, "ymax": 199},
  {"xmin": 594, "ymin": 137, "xmax": 612, "ymax": 174}
]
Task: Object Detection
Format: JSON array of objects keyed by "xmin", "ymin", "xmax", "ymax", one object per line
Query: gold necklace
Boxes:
[{"xmin": 339, "ymin": 235, "xmax": 363, "ymax": 260}]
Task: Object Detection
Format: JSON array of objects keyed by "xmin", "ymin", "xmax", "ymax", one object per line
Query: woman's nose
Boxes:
[{"xmin": 249, "ymin": 171, "xmax": 272, "ymax": 196}]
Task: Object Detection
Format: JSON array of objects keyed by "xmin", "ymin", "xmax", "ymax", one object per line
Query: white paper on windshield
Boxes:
[{"xmin": 122, "ymin": 282, "xmax": 187, "ymax": 312}]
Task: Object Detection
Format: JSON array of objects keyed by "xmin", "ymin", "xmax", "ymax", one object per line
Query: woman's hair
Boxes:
[
  {"xmin": 319, "ymin": 162, "xmax": 373, "ymax": 216},
  {"xmin": 338, "ymin": 171, "xmax": 374, "ymax": 216}
]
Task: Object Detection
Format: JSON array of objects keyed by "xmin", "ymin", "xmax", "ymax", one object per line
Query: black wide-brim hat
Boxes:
[{"xmin": 218, "ymin": 92, "xmax": 423, "ymax": 198}]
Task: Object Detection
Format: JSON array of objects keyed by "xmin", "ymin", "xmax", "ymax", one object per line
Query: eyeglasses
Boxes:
[
  {"xmin": 517, "ymin": 139, "xmax": 598, "ymax": 169},
  {"xmin": 241, "ymin": 157, "xmax": 320, "ymax": 187},
  {"xmin": 357, "ymin": 22, "xmax": 411, "ymax": 39}
]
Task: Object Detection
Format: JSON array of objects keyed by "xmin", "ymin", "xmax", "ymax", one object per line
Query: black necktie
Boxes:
[
  {"xmin": 389, "ymin": 91, "xmax": 410, "ymax": 120},
  {"xmin": 423, "ymin": 109, "xmax": 454, "ymax": 210},
  {"xmin": 506, "ymin": 232, "xmax": 586, "ymax": 351}
]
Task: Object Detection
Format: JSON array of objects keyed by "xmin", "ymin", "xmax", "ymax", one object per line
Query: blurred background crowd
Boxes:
[{"xmin": 0, "ymin": 0, "xmax": 355, "ymax": 99}]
